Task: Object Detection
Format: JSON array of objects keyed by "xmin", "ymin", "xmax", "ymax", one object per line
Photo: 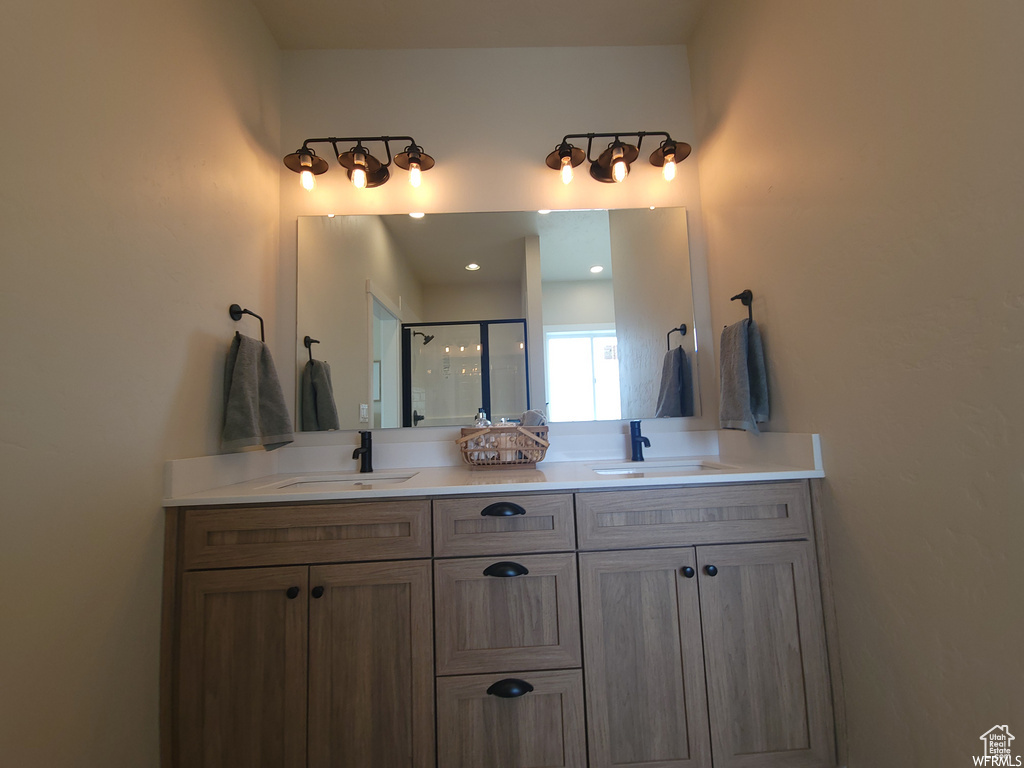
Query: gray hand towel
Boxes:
[
  {"xmin": 719, "ymin": 319, "xmax": 769, "ymax": 433},
  {"xmin": 300, "ymin": 359, "xmax": 341, "ymax": 431},
  {"xmin": 655, "ymin": 346, "xmax": 694, "ymax": 418},
  {"xmin": 223, "ymin": 333, "xmax": 294, "ymax": 451}
]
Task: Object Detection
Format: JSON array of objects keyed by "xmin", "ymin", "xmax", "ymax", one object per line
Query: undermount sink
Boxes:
[
  {"xmin": 589, "ymin": 459, "xmax": 734, "ymax": 477},
  {"xmin": 258, "ymin": 472, "xmax": 418, "ymax": 492}
]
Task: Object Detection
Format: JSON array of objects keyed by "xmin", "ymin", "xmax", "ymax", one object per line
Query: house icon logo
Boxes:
[{"xmin": 974, "ymin": 725, "xmax": 1021, "ymax": 766}]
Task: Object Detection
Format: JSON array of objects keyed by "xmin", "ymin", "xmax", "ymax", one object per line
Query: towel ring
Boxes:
[
  {"xmin": 666, "ymin": 324, "xmax": 687, "ymax": 349},
  {"xmin": 230, "ymin": 304, "xmax": 265, "ymax": 341},
  {"xmin": 730, "ymin": 290, "xmax": 753, "ymax": 323},
  {"xmin": 304, "ymin": 335, "xmax": 320, "ymax": 362}
]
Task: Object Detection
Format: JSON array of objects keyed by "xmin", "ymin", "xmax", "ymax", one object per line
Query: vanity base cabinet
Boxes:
[
  {"xmin": 579, "ymin": 548, "xmax": 711, "ymax": 768},
  {"xmin": 307, "ymin": 560, "xmax": 434, "ymax": 768},
  {"xmin": 436, "ymin": 669, "xmax": 587, "ymax": 768},
  {"xmin": 177, "ymin": 567, "xmax": 309, "ymax": 768},
  {"xmin": 580, "ymin": 540, "xmax": 836, "ymax": 768},
  {"xmin": 696, "ymin": 542, "xmax": 835, "ymax": 768}
]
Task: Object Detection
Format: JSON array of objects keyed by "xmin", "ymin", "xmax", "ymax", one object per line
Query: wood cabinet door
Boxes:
[
  {"xmin": 579, "ymin": 548, "xmax": 711, "ymax": 768},
  {"xmin": 436, "ymin": 669, "xmax": 586, "ymax": 768},
  {"xmin": 697, "ymin": 541, "xmax": 836, "ymax": 768},
  {"xmin": 307, "ymin": 560, "xmax": 434, "ymax": 768},
  {"xmin": 434, "ymin": 552, "xmax": 581, "ymax": 675},
  {"xmin": 177, "ymin": 566, "xmax": 308, "ymax": 768}
]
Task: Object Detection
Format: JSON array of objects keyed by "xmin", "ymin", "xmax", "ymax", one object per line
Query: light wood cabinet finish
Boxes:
[
  {"xmin": 697, "ymin": 541, "xmax": 836, "ymax": 767},
  {"xmin": 308, "ymin": 560, "xmax": 434, "ymax": 768},
  {"xmin": 579, "ymin": 548, "xmax": 711, "ymax": 768},
  {"xmin": 182, "ymin": 499, "xmax": 430, "ymax": 569},
  {"xmin": 177, "ymin": 567, "xmax": 308, "ymax": 768},
  {"xmin": 576, "ymin": 481, "xmax": 812, "ymax": 550},
  {"xmin": 436, "ymin": 669, "xmax": 587, "ymax": 768},
  {"xmin": 434, "ymin": 552, "xmax": 581, "ymax": 675},
  {"xmin": 433, "ymin": 493, "xmax": 576, "ymax": 556}
]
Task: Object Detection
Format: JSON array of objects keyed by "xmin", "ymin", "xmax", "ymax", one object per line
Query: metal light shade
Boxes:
[
  {"xmin": 648, "ymin": 139, "xmax": 692, "ymax": 167},
  {"xmin": 590, "ymin": 141, "xmax": 639, "ymax": 183},
  {"xmin": 544, "ymin": 142, "xmax": 585, "ymax": 170},
  {"xmin": 283, "ymin": 148, "xmax": 329, "ymax": 176},
  {"xmin": 337, "ymin": 145, "xmax": 389, "ymax": 188},
  {"xmin": 394, "ymin": 144, "xmax": 435, "ymax": 172}
]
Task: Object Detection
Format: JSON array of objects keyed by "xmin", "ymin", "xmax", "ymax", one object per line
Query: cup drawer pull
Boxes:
[
  {"xmin": 480, "ymin": 501, "xmax": 527, "ymax": 517},
  {"xmin": 483, "ymin": 561, "xmax": 530, "ymax": 578}
]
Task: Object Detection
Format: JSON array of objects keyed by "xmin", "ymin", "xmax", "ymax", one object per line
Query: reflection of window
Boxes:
[{"xmin": 545, "ymin": 330, "xmax": 621, "ymax": 422}]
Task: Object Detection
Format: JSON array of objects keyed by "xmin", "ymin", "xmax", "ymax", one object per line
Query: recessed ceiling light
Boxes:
[
  {"xmin": 650, "ymin": 206, "xmax": 656, "ymax": 210},
  {"xmin": 538, "ymin": 209, "xmax": 552, "ymax": 215},
  {"xmin": 465, "ymin": 263, "xmax": 480, "ymax": 271},
  {"xmin": 590, "ymin": 265, "xmax": 604, "ymax": 274},
  {"xmin": 409, "ymin": 212, "xmax": 425, "ymax": 218},
  {"xmin": 327, "ymin": 214, "xmax": 335, "ymax": 218}
]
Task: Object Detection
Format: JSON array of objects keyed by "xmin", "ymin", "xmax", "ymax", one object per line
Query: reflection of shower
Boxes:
[{"xmin": 412, "ymin": 331, "xmax": 435, "ymax": 345}]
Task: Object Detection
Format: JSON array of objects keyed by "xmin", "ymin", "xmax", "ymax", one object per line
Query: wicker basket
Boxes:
[{"xmin": 456, "ymin": 425, "xmax": 550, "ymax": 470}]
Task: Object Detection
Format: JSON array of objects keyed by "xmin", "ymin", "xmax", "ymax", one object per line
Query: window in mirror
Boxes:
[{"xmin": 545, "ymin": 330, "xmax": 621, "ymax": 422}]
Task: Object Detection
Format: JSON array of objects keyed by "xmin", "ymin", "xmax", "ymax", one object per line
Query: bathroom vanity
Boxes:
[{"xmin": 160, "ymin": 437, "xmax": 842, "ymax": 768}]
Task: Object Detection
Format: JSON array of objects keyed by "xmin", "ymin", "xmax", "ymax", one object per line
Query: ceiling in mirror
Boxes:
[{"xmin": 296, "ymin": 207, "xmax": 700, "ymax": 432}]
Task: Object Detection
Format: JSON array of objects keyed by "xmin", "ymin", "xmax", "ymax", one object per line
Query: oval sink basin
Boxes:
[
  {"xmin": 590, "ymin": 459, "xmax": 733, "ymax": 477},
  {"xmin": 259, "ymin": 472, "xmax": 418, "ymax": 492}
]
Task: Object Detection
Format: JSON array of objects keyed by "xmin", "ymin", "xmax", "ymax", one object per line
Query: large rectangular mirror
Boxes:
[{"xmin": 296, "ymin": 207, "xmax": 700, "ymax": 431}]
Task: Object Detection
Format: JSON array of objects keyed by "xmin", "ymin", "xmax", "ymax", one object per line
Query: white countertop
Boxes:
[{"xmin": 163, "ymin": 431, "xmax": 824, "ymax": 507}]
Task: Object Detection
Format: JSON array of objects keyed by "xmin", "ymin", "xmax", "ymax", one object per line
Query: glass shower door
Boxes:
[{"xmin": 404, "ymin": 324, "xmax": 483, "ymax": 427}]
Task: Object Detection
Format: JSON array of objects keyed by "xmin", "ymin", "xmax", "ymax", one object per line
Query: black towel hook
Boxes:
[
  {"xmin": 730, "ymin": 290, "xmax": 753, "ymax": 322},
  {"xmin": 229, "ymin": 304, "xmax": 264, "ymax": 341},
  {"xmin": 666, "ymin": 324, "xmax": 687, "ymax": 349},
  {"xmin": 304, "ymin": 335, "xmax": 320, "ymax": 362}
]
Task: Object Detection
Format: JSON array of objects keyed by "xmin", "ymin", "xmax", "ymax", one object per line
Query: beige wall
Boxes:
[
  {"xmin": 688, "ymin": 1, "xmax": 1023, "ymax": 764},
  {"xmin": 0, "ymin": 0, "xmax": 280, "ymax": 765},
  {"xmin": 542, "ymin": 280, "xmax": 616, "ymax": 327},
  {"xmin": 422, "ymin": 281, "xmax": 522, "ymax": 323}
]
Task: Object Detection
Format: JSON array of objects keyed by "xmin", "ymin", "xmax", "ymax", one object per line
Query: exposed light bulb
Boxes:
[
  {"xmin": 460, "ymin": 346, "xmax": 465, "ymax": 352},
  {"xmin": 351, "ymin": 152, "xmax": 367, "ymax": 189},
  {"xmin": 476, "ymin": 344, "xmax": 481, "ymax": 351},
  {"xmin": 444, "ymin": 346, "xmax": 450, "ymax": 353},
  {"xmin": 662, "ymin": 152, "xmax": 676, "ymax": 181},
  {"xmin": 408, "ymin": 161, "xmax": 421, "ymax": 188},
  {"xmin": 300, "ymin": 170, "xmax": 315, "ymax": 191},
  {"xmin": 612, "ymin": 146, "xmax": 628, "ymax": 183},
  {"xmin": 519, "ymin": 342, "xmax": 524, "ymax": 350},
  {"xmin": 560, "ymin": 155, "xmax": 574, "ymax": 184}
]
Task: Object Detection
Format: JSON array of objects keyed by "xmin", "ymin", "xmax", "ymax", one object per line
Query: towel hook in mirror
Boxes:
[
  {"xmin": 229, "ymin": 304, "xmax": 265, "ymax": 341},
  {"xmin": 666, "ymin": 324, "xmax": 687, "ymax": 349},
  {"xmin": 304, "ymin": 335, "xmax": 320, "ymax": 362},
  {"xmin": 730, "ymin": 290, "xmax": 753, "ymax": 323}
]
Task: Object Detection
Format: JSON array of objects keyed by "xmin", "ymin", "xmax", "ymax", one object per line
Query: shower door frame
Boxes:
[{"xmin": 401, "ymin": 319, "xmax": 531, "ymax": 428}]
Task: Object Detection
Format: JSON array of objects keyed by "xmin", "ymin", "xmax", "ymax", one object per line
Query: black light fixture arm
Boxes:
[
  {"xmin": 300, "ymin": 135, "xmax": 418, "ymax": 168},
  {"xmin": 557, "ymin": 131, "xmax": 673, "ymax": 162}
]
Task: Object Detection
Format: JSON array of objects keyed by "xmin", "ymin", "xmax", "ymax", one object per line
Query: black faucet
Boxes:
[
  {"xmin": 629, "ymin": 420, "xmax": 651, "ymax": 461},
  {"xmin": 352, "ymin": 430, "xmax": 373, "ymax": 473}
]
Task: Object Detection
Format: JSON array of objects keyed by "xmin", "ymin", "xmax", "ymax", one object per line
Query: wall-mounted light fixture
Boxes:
[
  {"xmin": 545, "ymin": 131, "xmax": 690, "ymax": 184},
  {"xmin": 283, "ymin": 135, "xmax": 435, "ymax": 191}
]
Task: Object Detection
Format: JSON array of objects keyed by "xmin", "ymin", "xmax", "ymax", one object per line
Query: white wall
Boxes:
[
  {"xmin": 0, "ymin": 0, "xmax": 281, "ymax": 765},
  {"xmin": 542, "ymin": 280, "xmax": 616, "ymax": 326},
  {"xmin": 278, "ymin": 45, "xmax": 716, "ymax": 428},
  {"xmin": 688, "ymin": 1, "xmax": 1023, "ymax": 764}
]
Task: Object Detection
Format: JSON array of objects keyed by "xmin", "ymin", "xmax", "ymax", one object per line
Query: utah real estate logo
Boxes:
[{"xmin": 975, "ymin": 726, "xmax": 1020, "ymax": 766}]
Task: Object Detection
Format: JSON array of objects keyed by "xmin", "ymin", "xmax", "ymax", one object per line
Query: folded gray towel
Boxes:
[
  {"xmin": 300, "ymin": 359, "xmax": 341, "ymax": 431},
  {"xmin": 655, "ymin": 346, "xmax": 694, "ymax": 418},
  {"xmin": 223, "ymin": 333, "xmax": 294, "ymax": 451},
  {"xmin": 520, "ymin": 409, "xmax": 548, "ymax": 426},
  {"xmin": 719, "ymin": 319, "xmax": 769, "ymax": 433}
]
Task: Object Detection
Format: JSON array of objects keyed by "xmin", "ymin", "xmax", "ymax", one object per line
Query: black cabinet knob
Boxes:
[
  {"xmin": 704, "ymin": 565, "xmax": 718, "ymax": 577},
  {"xmin": 681, "ymin": 566, "xmax": 695, "ymax": 578},
  {"xmin": 483, "ymin": 561, "xmax": 530, "ymax": 578},
  {"xmin": 311, "ymin": 586, "xmax": 325, "ymax": 598},
  {"xmin": 480, "ymin": 501, "xmax": 527, "ymax": 517},
  {"xmin": 286, "ymin": 586, "xmax": 300, "ymax": 599},
  {"xmin": 486, "ymin": 679, "xmax": 535, "ymax": 698}
]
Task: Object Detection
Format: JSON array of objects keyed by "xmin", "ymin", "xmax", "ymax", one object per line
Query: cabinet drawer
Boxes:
[
  {"xmin": 182, "ymin": 500, "xmax": 431, "ymax": 569},
  {"xmin": 436, "ymin": 670, "xmax": 586, "ymax": 768},
  {"xmin": 433, "ymin": 493, "xmax": 575, "ymax": 556},
  {"xmin": 434, "ymin": 553, "xmax": 581, "ymax": 675},
  {"xmin": 576, "ymin": 481, "xmax": 812, "ymax": 550}
]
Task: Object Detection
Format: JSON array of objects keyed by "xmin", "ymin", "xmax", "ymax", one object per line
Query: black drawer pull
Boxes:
[
  {"xmin": 486, "ymin": 679, "xmax": 534, "ymax": 698},
  {"xmin": 483, "ymin": 561, "xmax": 529, "ymax": 578},
  {"xmin": 480, "ymin": 501, "xmax": 527, "ymax": 517},
  {"xmin": 681, "ymin": 567, "xmax": 695, "ymax": 579}
]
